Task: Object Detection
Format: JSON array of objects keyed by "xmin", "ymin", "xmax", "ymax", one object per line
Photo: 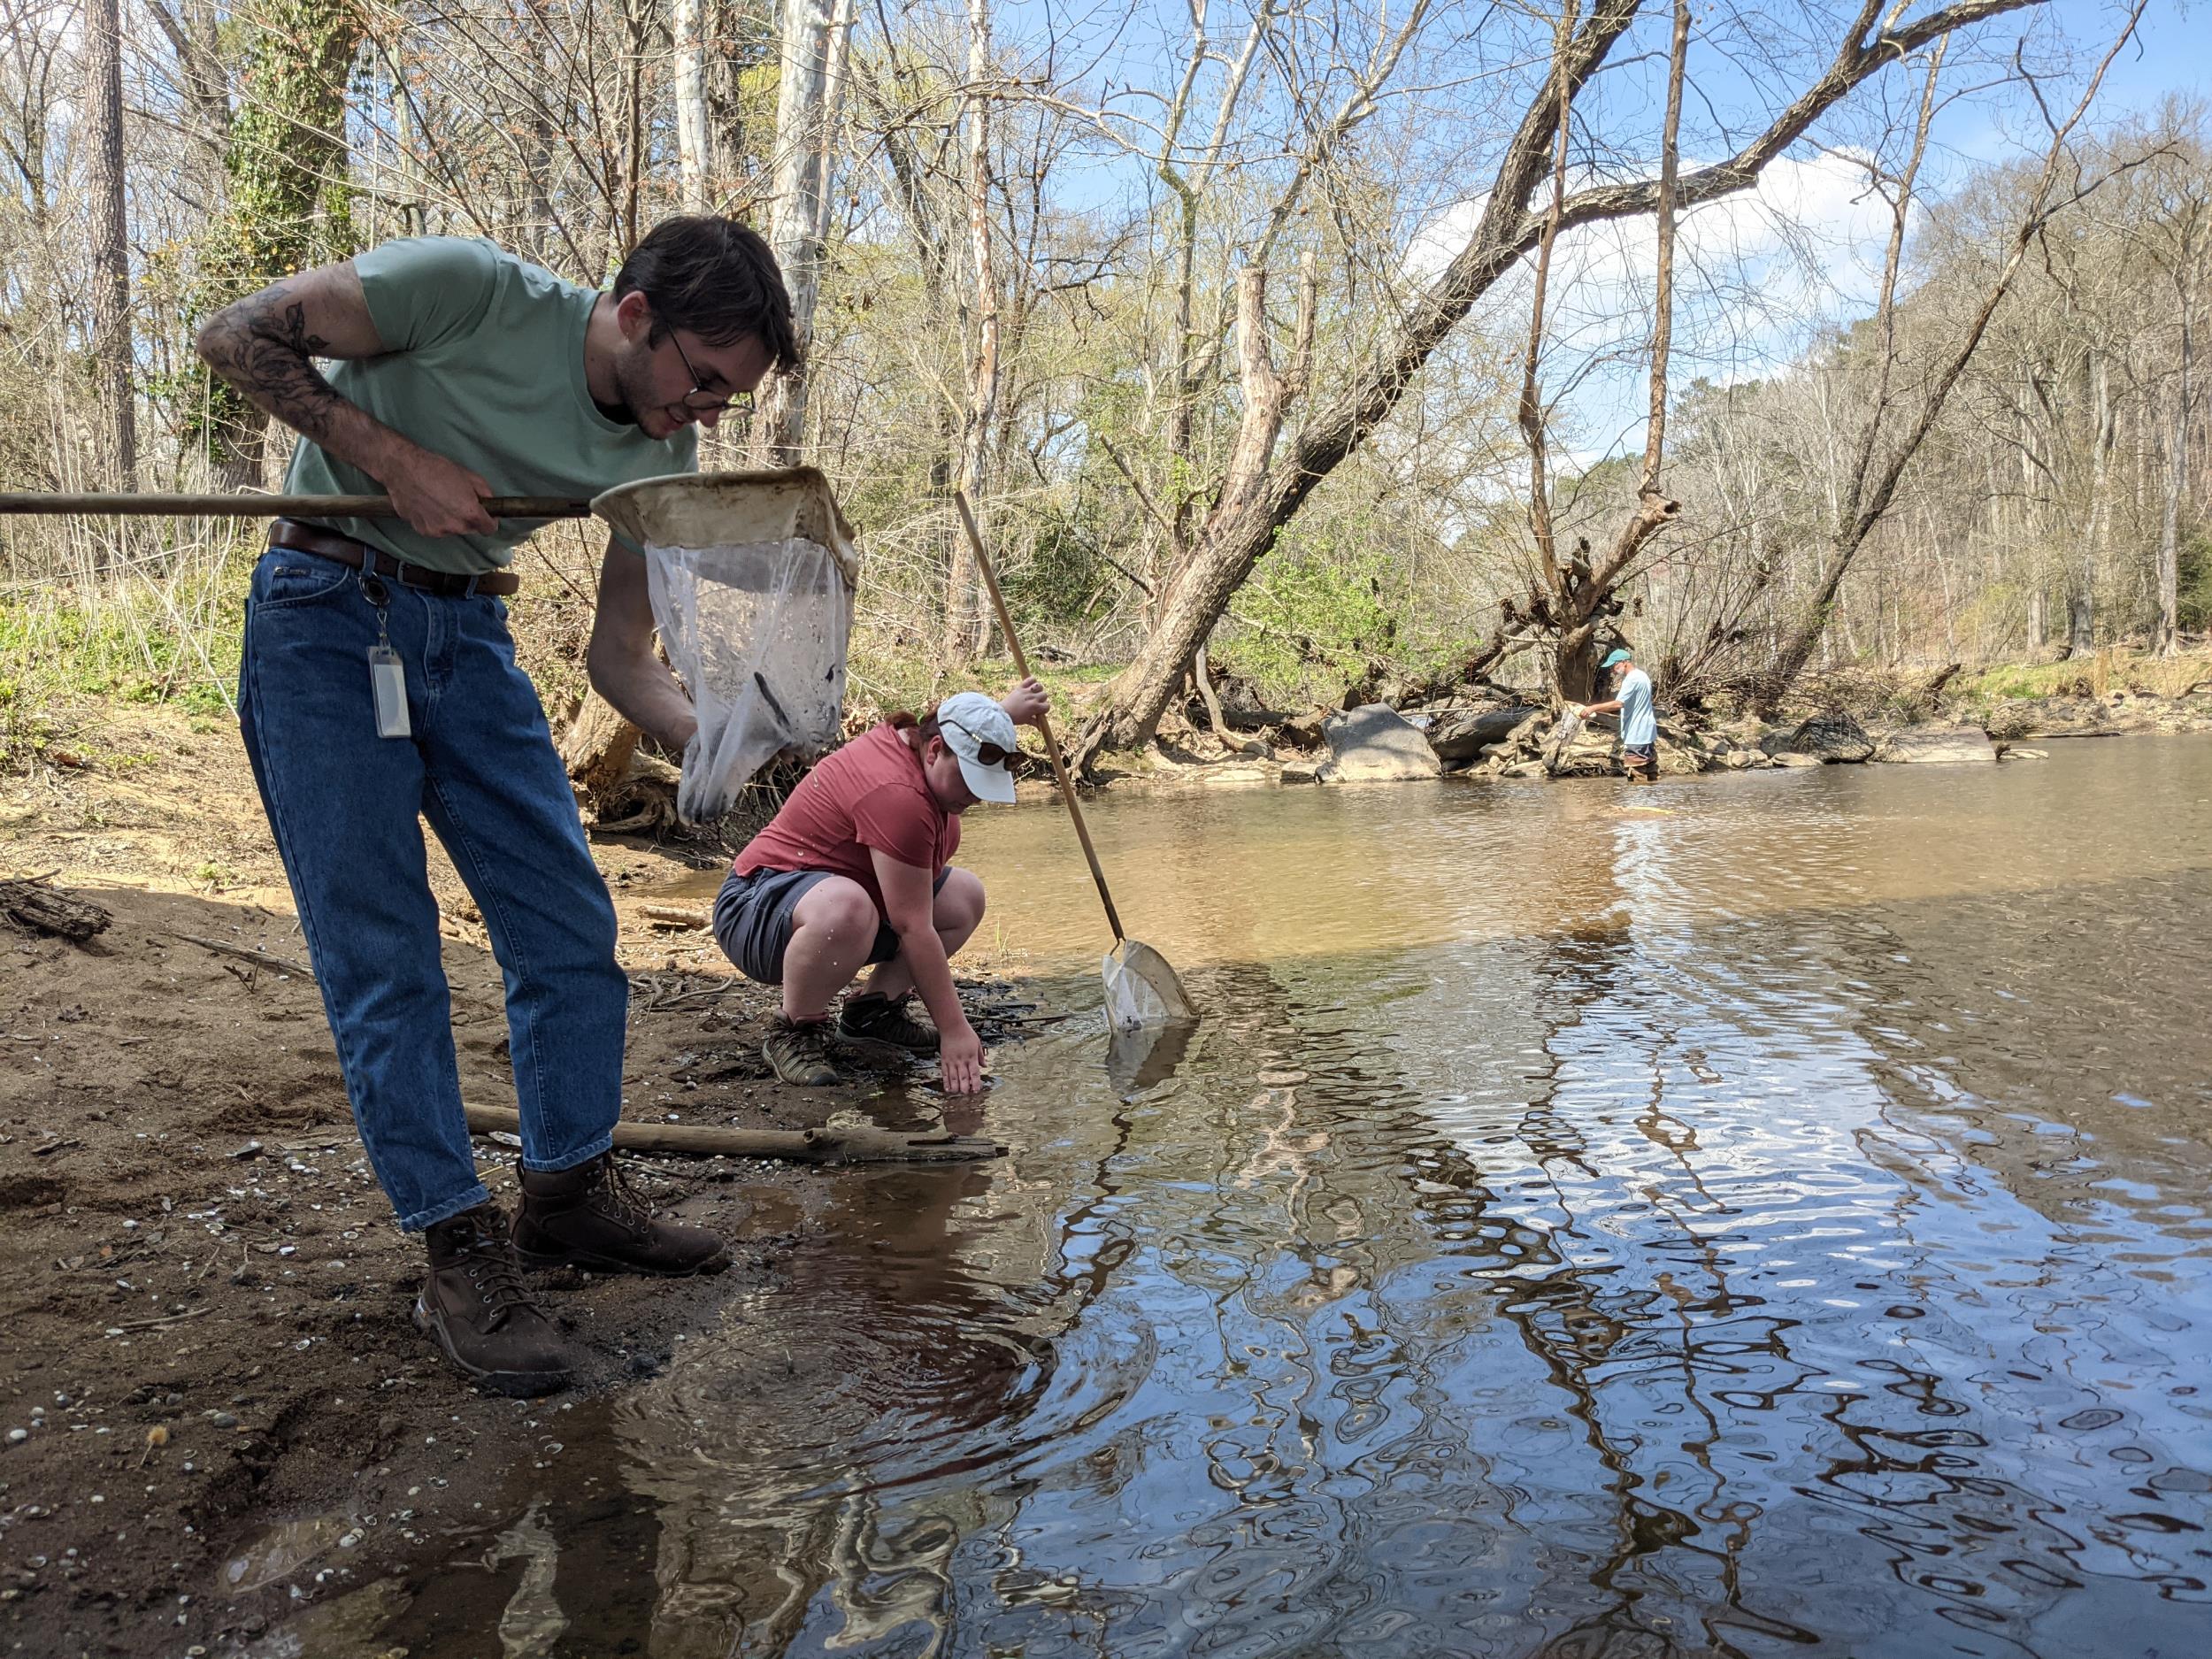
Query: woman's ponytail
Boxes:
[{"xmin": 890, "ymin": 706, "xmax": 941, "ymax": 754}]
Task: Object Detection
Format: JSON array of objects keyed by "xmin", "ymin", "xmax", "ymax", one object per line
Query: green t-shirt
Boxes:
[{"xmin": 283, "ymin": 237, "xmax": 697, "ymax": 573}]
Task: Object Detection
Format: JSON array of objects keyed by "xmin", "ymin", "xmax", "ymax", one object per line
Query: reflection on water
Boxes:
[{"xmin": 397, "ymin": 741, "xmax": 2212, "ymax": 1657}]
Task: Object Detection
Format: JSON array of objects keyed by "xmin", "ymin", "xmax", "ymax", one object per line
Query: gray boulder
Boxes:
[
  {"xmin": 1425, "ymin": 703, "xmax": 1543, "ymax": 763},
  {"xmin": 1318, "ymin": 703, "xmax": 1443, "ymax": 782},
  {"xmin": 1763, "ymin": 712, "xmax": 1875, "ymax": 764},
  {"xmin": 1873, "ymin": 724, "xmax": 1997, "ymax": 764}
]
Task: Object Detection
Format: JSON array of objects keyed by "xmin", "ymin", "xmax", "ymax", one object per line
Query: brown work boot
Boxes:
[
  {"xmin": 838, "ymin": 992, "xmax": 940, "ymax": 1053},
  {"xmin": 764, "ymin": 1015, "xmax": 842, "ymax": 1087},
  {"xmin": 512, "ymin": 1153, "xmax": 730, "ymax": 1276},
  {"xmin": 414, "ymin": 1204, "xmax": 575, "ymax": 1397}
]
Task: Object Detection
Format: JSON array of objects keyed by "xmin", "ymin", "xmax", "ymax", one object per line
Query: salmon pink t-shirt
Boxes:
[{"xmin": 733, "ymin": 723, "xmax": 960, "ymax": 916}]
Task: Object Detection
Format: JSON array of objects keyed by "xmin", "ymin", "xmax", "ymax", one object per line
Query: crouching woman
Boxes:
[{"xmin": 713, "ymin": 680, "xmax": 1048, "ymax": 1094}]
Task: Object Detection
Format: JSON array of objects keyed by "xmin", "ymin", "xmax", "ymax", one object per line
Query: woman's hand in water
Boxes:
[{"xmin": 938, "ymin": 1020, "xmax": 987, "ymax": 1094}]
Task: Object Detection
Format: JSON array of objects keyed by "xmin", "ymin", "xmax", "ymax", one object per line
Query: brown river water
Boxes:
[{"xmin": 369, "ymin": 737, "xmax": 2212, "ymax": 1656}]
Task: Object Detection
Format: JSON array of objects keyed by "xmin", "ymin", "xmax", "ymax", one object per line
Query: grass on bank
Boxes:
[
  {"xmin": 1956, "ymin": 649, "xmax": 2212, "ymax": 707},
  {"xmin": 1, "ymin": 532, "xmax": 251, "ymax": 772}
]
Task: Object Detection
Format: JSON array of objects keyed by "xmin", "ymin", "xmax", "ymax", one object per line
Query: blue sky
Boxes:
[
  {"xmin": 965, "ymin": 0, "xmax": 2204, "ymax": 458},
  {"xmin": 2028, "ymin": 0, "xmax": 2206, "ymax": 132},
  {"xmin": 1440, "ymin": 0, "xmax": 2209, "ymax": 459}
]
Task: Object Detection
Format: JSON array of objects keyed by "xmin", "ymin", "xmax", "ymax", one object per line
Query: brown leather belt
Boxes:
[{"xmin": 266, "ymin": 519, "xmax": 520, "ymax": 597}]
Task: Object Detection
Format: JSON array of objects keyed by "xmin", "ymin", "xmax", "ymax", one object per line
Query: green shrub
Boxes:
[
  {"xmin": 0, "ymin": 539, "xmax": 248, "ymax": 714},
  {"xmin": 1214, "ymin": 541, "xmax": 1403, "ymax": 704}
]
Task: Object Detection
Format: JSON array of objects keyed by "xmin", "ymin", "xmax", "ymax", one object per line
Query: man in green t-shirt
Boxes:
[{"xmin": 196, "ymin": 218, "xmax": 795, "ymax": 1394}]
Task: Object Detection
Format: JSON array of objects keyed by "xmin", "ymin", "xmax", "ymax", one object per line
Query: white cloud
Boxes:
[{"xmin": 1409, "ymin": 150, "xmax": 1913, "ymax": 457}]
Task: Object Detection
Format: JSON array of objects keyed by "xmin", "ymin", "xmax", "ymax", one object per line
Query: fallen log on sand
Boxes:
[
  {"xmin": 461, "ymin": 1102, "xmax": 1005, "ymax": 1164},
  {"xmin": 3, "ymin": 874, "xmax": 111, "ymax": 941}
]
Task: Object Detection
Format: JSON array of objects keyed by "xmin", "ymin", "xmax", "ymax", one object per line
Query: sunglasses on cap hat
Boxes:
[{"xmin": 940, "ymin": 717, "xmax": 1014, "ymax": 768}]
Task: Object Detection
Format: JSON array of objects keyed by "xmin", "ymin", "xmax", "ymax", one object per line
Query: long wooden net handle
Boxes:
[
  {"xmin": 0, "ymin": 492, "xmax": 592, "ymax": 519},
  {"xmin": 953, "ymin": 490, "xmax": 1126, "ymax": 944}
]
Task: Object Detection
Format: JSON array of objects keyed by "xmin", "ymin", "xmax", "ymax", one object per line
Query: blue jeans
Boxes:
[{"xmin": 236, "ymin": 549, "xmax": 626, "ymax": 1230}]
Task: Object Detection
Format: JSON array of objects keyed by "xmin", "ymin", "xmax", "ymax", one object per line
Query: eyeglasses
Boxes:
[
  {"xmin": 940, "ymin": 718, "xmax": 1014, "ymax": 768},
  {"xmin": 665, "ymin": 329, "xmax": 755, "ymax": 415}
]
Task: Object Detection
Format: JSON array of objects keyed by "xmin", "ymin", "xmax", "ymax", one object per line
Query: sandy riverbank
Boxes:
[{"xmin": 1, "ymin": 703, "xmax": 1033, "ymax": 1656}]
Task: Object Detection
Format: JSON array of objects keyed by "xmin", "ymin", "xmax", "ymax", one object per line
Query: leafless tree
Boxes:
[{"xmin": 1757, "ymin": 2, "xmax": 2148, "ymax": 711}]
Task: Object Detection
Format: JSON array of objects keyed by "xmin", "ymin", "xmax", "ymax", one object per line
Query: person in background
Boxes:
[
  {"xmin": 1571, "ymin": 647, "xmax": 1659, "ymax": 782},
  {"xmin": 714, "ymin": 681, "xmax": 1051, "ymax": 1093}
]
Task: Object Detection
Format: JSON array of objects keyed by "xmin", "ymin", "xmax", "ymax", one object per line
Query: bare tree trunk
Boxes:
[
  {"xmin": 2073, "ymin": 349, "xmax": 2116, "ymax": 656},
  {"xmin": 561, "ymin": 689, "xmax": 643, "ymax": 804},
  {"xmin": 2066, "ymin": 589, "xmax": 2095, "ymax": 657},
  {"xmin": 941, "ymin": 0, "xmax": 1000, "ymax": 662},
  {"xmin": 1548, "ymin": 0, "xmax": 1687, "ymax": 703},
  {"xmin": 673, "ymin": 0, "xmax": 712, "ymax": 211},
  {"xmin": 1150, "ymin": 5, "xmax": 1277, "ymax": 599},
  {"xmin": 2156, "ymin": 214, "xmax": 2200, "ymax": 655},
  {"xmin": 2158, "ymin": 356, "xmax": 2189, "ymax": 657},
  {"xmin": 84, "ymin": 0, "xmax": 135, "ymax": 495},
  {"xmin": 750, "ymin": 0, "xmax": 847, "ymax": 466},
  {"xmin": 1517, "ymin": 1, "xmax": 1578, "ymax": 694}
]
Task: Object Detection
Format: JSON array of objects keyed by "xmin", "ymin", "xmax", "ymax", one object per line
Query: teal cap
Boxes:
[{"xmin": 1600, "ymin": 648, "xmax": 1633, "ymax": 670}]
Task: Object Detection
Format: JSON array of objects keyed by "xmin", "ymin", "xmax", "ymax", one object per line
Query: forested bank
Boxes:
[{"xmin": 2, "ymin": 0, "xmax": 2205, "ymax": 778}]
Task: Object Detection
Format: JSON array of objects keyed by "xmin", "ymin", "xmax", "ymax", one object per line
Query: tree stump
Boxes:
[{"xmin": 560, "ymin": 689, "xmax": 644, "ymax": 812}]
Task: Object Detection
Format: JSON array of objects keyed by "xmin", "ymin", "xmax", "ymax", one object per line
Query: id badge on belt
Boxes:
[{"xmin": 364, "ymin": 576, "xmax": 411, "ymax": 739}]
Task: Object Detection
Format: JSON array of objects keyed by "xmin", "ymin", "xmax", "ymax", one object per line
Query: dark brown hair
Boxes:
[
  {"xmin": 613, "ymin": 217, "xmax": 800, "ymax": 369},
  {"xmin": 889, "ymin": 708, "xmax": 942, "ymax": 755}
]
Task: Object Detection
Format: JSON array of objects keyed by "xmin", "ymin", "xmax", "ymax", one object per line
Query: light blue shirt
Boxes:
[{"xmin": 1617, "ymin": 666, "xmax": 1656, "ymax": 747}]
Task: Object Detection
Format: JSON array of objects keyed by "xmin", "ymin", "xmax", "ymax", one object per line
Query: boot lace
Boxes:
[
  {"xmin": 456, "ymin": 1233, "xmax": 539, "ymax": 1324},
  {"xmin": 590, "ymin": 1156, "xmax": 657, "ymax": 1238}
]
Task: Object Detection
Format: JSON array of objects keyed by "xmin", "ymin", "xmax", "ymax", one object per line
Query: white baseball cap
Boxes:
[{"xmin": 934, "ymin": 691, "xmax": 1019, "ymax": 804}]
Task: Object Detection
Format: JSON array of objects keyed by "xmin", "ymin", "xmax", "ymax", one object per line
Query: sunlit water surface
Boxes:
[{"xmin": 373, "ymin": 740, "xmax": 2212, "ymax": 1657}]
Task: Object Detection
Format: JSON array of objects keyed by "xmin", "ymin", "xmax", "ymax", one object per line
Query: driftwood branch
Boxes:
[
  {"xmin": 461, "ymin": 1102, "xmax": 1005, "ymax": 1164},
  {"xmin": 163, "ymin": 931, "xmax": 311, "ymax": 976}
]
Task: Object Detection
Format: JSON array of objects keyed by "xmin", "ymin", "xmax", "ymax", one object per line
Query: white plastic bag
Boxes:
[
  {"xmin": 647, "ymin": 534, "xmax": 850, "ymax": 820},
  {"xmin": 592, "ymin": 472, "xmax": 859, "ymax": 822}
]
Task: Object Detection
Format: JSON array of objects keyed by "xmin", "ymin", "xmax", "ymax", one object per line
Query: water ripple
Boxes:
[{"xmin": 397, "ymin": 739, "xmax": 2212, "ymax": 1658}]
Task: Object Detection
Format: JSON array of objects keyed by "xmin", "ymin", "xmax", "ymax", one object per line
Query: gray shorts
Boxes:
[{"xmin": 712, "ymin": 866, "xmax": 947, "ymax": 986}]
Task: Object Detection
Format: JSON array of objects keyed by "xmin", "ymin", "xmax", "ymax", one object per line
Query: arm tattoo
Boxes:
[{"xmin": 199, "ymin": 281, "xmax": 347, "ymax": 445}]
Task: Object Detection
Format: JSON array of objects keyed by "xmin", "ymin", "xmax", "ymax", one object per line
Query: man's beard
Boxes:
[{"xmin": 610, "ymin": 342, "xmax": 660, "ymax": 427}]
